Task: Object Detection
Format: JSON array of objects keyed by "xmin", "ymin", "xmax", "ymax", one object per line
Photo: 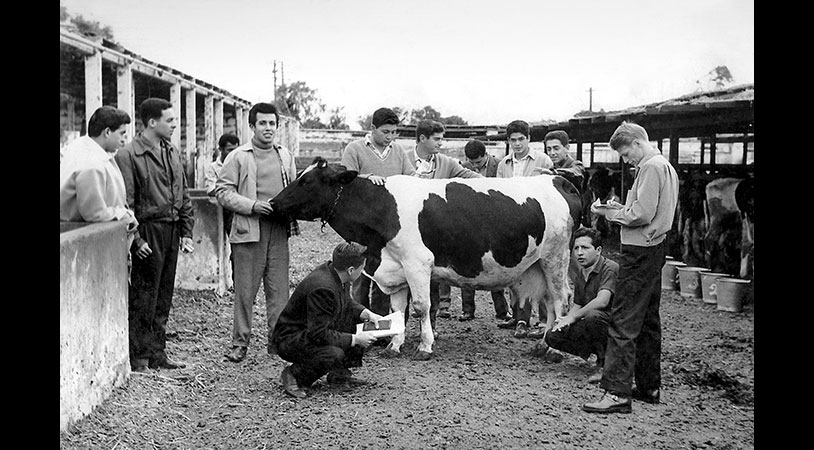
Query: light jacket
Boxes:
[
  {"xmin": 60, "ymin": 136, "xmax": 132, "ymax": 223},
  {"xmin": 604, "ymin": 152, "xmax": 679, "ymax": 246},
  {"xmin": 213, "ymin": 142, "xmax": 297, "ymax": 243},
  {"xmin": 496, "ymin": 149, "xmax": 553, "ymax": 178}
]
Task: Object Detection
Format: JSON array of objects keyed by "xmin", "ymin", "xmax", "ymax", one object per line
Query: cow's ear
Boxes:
[{"xmin": 334, "ymin": 170, "xmax": 358, "ymax": 185}]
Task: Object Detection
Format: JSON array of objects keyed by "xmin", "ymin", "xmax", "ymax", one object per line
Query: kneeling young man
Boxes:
[
  {"xmin": 532, "ymin": 227, "xmax": 618, "ymax": 384},
  {"xmin": 272, "ymin": 242, "xmax": 385, "ymax": 398}
]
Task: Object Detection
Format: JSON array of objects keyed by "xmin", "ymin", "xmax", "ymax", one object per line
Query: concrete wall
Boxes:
[
  {"xmin": 175, "ymin": 190, "xmax": 231, "ymax": 294},
  {"xmin": 60, "ymin": 221, "xmax": 130, "ymax": 431}
]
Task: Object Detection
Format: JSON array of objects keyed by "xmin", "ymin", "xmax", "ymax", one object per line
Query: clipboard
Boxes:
[{"xmin": 356, "ymin": 311, "xmax": 405, "ymax": 338}]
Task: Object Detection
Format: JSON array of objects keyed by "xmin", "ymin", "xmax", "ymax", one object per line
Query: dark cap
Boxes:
[{"xmin": 372, "ymin": 107, "xmax": 400, "ymax": 128}]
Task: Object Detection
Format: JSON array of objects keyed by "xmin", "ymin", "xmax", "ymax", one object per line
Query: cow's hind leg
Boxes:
[
  {"xmin": 382, "ymin": 288, "xmax": 409, "ymax": 358},
  {"xmin": 537, "ymin": 244, "xmax": 571, "ymax": 332}
]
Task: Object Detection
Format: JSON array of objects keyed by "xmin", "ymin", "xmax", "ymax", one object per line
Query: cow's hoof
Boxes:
[
  {"xmin": 412, "ymin": 350, "xmax": 432, "ymax": 361},
  {"xmin": 380, "ymin": 348, "xmax": 401, "ymax": 358}
]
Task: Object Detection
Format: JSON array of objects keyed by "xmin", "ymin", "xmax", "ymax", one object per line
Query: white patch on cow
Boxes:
[{"xmin": 365, "ymin": 174, "xmax": 575, "ymax": 357}]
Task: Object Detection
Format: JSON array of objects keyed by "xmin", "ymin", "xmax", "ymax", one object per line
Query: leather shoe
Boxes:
[
  {"xmin": 438, "ymin": 308, "xmax": 451, "ymax": 319},
  {"xmin": 458, "ymin": 312, "xmax": 475, "ymax": 321},
  {"xmin": 582, "ymin": 391, "xmax": 632, "ymax": 414},
  {"xmin": 497, "ymin": 317, "xmax": 518, "ymax": 329},
  {"xmin": 281, "ymin": 366, "xmax": 306, "ymax": 399},
  {"xmin": 149, "ymin": 356, "xmax": 186, "ymax": 369},
  {"xmin": 495, "ymin": 313, "xmax": 512, "ymax": 321},
  {"xmin": 632, "ymin": 386, "xmax": 660, "ymax": 404},
  {"xmin": 513, "ymin": 321, "xmax": 529, "ymax": 338},
  {"xmin": 226, "ymin": 346, "xmax": 247, "ymax": 363}
]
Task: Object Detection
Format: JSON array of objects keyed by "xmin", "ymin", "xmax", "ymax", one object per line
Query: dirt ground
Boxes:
[{"xmin": 59, "ymin": 221, "xmax": 754, "ymax": 449}]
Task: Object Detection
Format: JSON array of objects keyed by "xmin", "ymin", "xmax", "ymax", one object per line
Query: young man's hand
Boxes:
[{"xmin": 353, "ymin": 331, "xmax": 379, "ymax": 348}]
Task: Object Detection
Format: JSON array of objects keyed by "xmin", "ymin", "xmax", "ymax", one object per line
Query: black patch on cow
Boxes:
[
  {"xmin": 417, "ymin": 183, "xmax": 546, "ymax": 277},
  {"xmin": 553, "ymin": 176, "xmax": 582, "ymax": 231}
]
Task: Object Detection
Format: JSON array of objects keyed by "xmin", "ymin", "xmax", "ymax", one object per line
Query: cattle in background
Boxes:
[
  {"xmin": 677, "ymin": 171, "xmax": 713, "ymax": 267},
  {"xmin": 271, "ymin": 157, "xmax": 582, "ymax": 360},
  {"xmin": 586, "ymin": 166, "xmax": 634, "ymax": 244},
  {"xmin": 704, "ymin": 176, "xmax": 754, "ymax": 279}
]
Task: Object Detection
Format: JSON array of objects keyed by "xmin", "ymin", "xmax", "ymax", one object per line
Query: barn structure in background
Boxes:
[{"xmin": 60, "ymin": 26, "xmax": 300, "ymax": 189}]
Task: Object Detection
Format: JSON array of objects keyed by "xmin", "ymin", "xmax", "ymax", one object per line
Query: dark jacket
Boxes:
[
  {"xmin": 272, "ymin": 261, "xmax": 366, "ymax": 350},
  {"xmin": 462, "ymin": 154, "xmax": 500, "ymax": 178},
  {"xmin": 115, "ymin": 133, "xmax": 194, "ymax": 249}
]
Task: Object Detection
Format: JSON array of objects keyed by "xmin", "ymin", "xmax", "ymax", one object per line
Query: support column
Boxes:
[
  {"xmin": 235, "ymin": 107, "xmax": 245, "ymax": 143},
  {"xmin": 170, "ymin": 82, "xmax": 182, "ymax": 149},
  {"xmin": 116, "ymin": 62, "xmax": 135, "ymax": 140},
  {"xmin": 84, "ymin": 50, "xmax": 103, "ymax": 131},
  {"xmin": 185, "ymin": 89, "xmax": 197, "ymax": 187},
  {"xmin": 198, "ymin": 94, "xmax": 215, "ymax": 189},
  {"xmin": 214, "ymin": 98, "xmax": 224, "ymax": 143}
]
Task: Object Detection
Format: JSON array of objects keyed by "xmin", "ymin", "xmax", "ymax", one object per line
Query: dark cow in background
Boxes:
[
  {"xmin": 585, "ymin": 166, "xmax": 634, "ymax": 246},
  {"xmin": 704, "ymin": 176, "xmax": 754, "ymax": 279},
  {"xmin": 271, "ymin": 158, "xmax": 582, "ymax": 360},
  {"xmin": 676, "ymin": 171, "xmax": 714, "ymax": 267}
]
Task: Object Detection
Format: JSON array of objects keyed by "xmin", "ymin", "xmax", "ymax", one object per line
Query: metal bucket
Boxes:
[
  {"xmin": 662, "ymin": 261, "xmax": 687, "ymax": 291},
  {"xmin": 716, "ymin": 278, "xmax": 751, "ymax": 312},
  {"xmin": 677, "ymin": 267, "xmax": 710, "ymax": 299},
  {"xmin": 700, "ymin": 272, "xmax": 732, "ymax": 304}
]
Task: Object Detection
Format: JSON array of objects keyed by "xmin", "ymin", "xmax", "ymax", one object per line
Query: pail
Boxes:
[
  {"xmin": 700, "ymin": 272, "xmax": 732, "ymax": 304},
  {"xmin": 662, "ymin": 261, "xmax": 687, "ymax": 290},
  {"xmin": 677, "ymin": 267, "xmax": 710, "ymax": 298},
  {"xmin": 716, "ymin": 278, "xmax": 751, "ymax": 312}
]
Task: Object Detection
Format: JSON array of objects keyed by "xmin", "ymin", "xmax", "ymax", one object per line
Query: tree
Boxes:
[
  {"xmin": 695, "ymin": 65, "xmax": 735, "ymax": 92},
  {"xmin": 327, "ymin": 107, "xmax": 349, "ymax": 130},
  {"xmin": 275, "ymin": 81, "xmax": 326, "ymax": 126},
  {"xmin": 356, "ymin": 106, "xmax": 411, "ymax": 130},
  {"xmin": 440, "ymin": 115, "xmax": 468, "ymax": 126},
  {"xmin": 61, "ymin": 4, "xmax": 116, "ymax": 41},
  {"xmin": 411, "ymin": 105, "xmax": 441, "ymax": 123}
]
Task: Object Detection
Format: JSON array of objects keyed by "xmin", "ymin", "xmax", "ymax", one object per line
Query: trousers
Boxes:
[
  {"xmin": 230, "ymin": 219, "xmax": 290, "ymax": 351},
  {"xmin": 545, "ymin": 309, "xmax": 610, "ymax": 365},
  {"xmin": 128, "ymin": 221, "xmax": 180, "ymax": 365},
  {"xmin": 601, "ymin": 242, "xmax": 666, "ymax": 396},
  {"xmin": 461, "ymin": 288, "xmax": 509, "ymax": 318}
]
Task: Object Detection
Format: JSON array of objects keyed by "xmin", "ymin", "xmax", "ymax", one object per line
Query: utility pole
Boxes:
[
  {"xmin": 272, "ymin": 60, "xmax": 278, "ymax": 104},
  {"xmin": 281, "ymin": 61, "xmax": 285, "ymax": 86},
  {"xmin": 587, "ymin": 87, "xmax": 594, "ymax": 112}
]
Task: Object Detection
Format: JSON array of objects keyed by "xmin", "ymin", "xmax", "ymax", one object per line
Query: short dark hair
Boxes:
[
  {"xmin": 372, "ymin": 107, "xmax": 400, "ymax": 128},
  {"xmin": 573, "ymin": 226, "xmax": 602, "ymax": 249},
  {"xmin": 415, "ymin": 119, "xmax": 445, "ymax": 143},
  {"xmin": 139, "ymin": 98, "xmax": 172, "ymax": 126},
  {"xmin": 464, "ymin": 139, "xmax": 487, "ymax": 159},
  {"xmin": 87, "ymin": 106, "xmax": 131, "ymax": 138},
  {"xmin": 218, "ymin": 133, "xmax": 240, "ymax": 149},
  {"xmin": 505, "ymin": 120, "xmax": 529, "ymax": 139},
  {"xmin": 544, "ymin": 130, "xmax": 569, "ymax": 147},
  {"xmin": 248, "ymin": 102, "xmax": 279, "ymax": 127},
  {"xmin": 332, "ymin": 242, "xmax": 367, "ymax": 270}
]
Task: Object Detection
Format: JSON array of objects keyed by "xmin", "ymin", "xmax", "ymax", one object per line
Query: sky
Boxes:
[{"xmin": 61, "ymin": 0, "xmax": 754, "ymax": 130}]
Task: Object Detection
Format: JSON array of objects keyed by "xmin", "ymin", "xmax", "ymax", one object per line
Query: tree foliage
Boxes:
[
  {"xmin": 61, "ymin": 4, "xmax": 116, "ymax": 41},
  {"xmin": 275, "ymin": 81, "xmax": 326, "ymax": 126},
  {"xmin": 357, "ymin": 105, "xmax": 469, "ymax": 129}
]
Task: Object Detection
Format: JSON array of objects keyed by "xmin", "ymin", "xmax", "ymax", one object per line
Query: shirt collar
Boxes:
[
  {"xmin": 581, "ymin": 255, "xmax": 606, "ymax": 279},
  {"xmin": 512, "ymin": 149, "xmax": 535, "ymax": 163}
]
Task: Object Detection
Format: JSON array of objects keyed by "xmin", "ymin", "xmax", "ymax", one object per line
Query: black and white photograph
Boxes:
[{"xmin": 60, "ymin": 0, "xmax": 755, "ymax": 448}]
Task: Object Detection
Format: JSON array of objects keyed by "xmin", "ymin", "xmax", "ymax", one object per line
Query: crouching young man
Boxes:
[{"xmin": 271, "ymin": 242, "xmax": 385, "ymax": 398}]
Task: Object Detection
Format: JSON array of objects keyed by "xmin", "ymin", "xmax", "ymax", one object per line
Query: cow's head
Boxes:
[{"xmin": 270, "ymin": 157, "xmax": 357, "ymax": 221}]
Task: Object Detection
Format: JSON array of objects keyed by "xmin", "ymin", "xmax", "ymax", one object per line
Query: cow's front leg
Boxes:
[{"xmin": 383, "ymin": 288, "xmax": 409, "ymax": 356}]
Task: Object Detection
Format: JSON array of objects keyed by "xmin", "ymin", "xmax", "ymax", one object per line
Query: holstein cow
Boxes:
[
  {"xmin": 271, "ymin": 157, "xmax": 582, "ymax": 360},
  {"xmin": 703, "ymin": 176, "xmax": 754, "ymax": 279}
]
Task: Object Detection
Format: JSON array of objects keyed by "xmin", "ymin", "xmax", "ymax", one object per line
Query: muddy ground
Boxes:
[{"xmin": 59, "ymin": 221, "xmax": 755, "ymax": 449}]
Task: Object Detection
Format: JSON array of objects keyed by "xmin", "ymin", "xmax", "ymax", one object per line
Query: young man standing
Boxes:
[
  {"xmin": 206, "ymin": 133, "xmax": 240, "ymax": 286},
  {"xmin": 532, "ymin": 227, "xmax": 618, "ymax": 383},
  {"xmin": 272, "ymin": 242, "xmax": 385, "ymax": 398},
  {"xmin": 115, "ymin": 98, "xmax": 195, "ymax": 373},
  {"xmin": 583, "ymin": 121, "xmax": 679, "ymax": 414},
  {"xmin": 214, "ymin": 103, "xmax": 298, "ymax": 363},
  {"xmin": 340, "ymin": 108, "xmax": 415, "ymax": 317},
  {"xmin": 496, "ymin": 120, "xmax": 553, "ymax": 338},
  {"xmin": 60, "ymin": 105, "xmax": 138, "ymax": 233},
  {"xmin": 406, "ymin": 119, "xmax": 481, "ymax": 329}
]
